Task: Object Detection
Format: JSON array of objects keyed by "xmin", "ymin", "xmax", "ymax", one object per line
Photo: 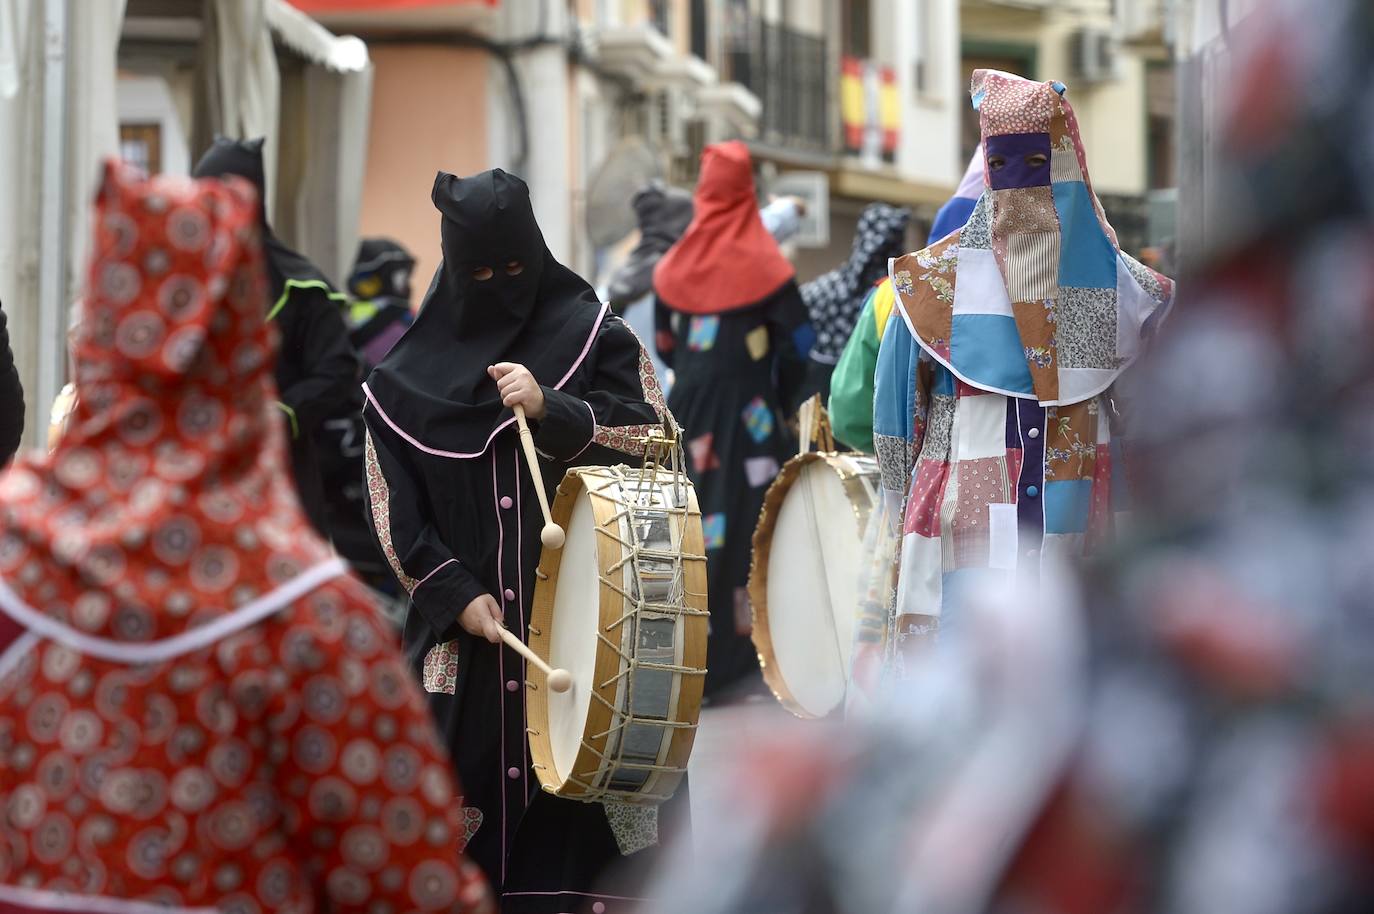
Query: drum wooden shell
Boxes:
[
  {"xmin": 527, "ymin": 465, "xmax": 708, "ymax": 804},
  {"xmin": 749, "ymin": 452, "xmax": 880, "ymax": 718}
]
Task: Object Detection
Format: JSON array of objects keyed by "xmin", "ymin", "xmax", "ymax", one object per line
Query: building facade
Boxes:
[
  {"xmin": 307, "ymin": 0, "xmax": 969, "ymax": 296},
  {"xmin": 960, "ymin": 0, "xmax": 1178, "ymax": 256},
  {"xmin": 315, "ymin": 0, "xmax": 1176, "ymax": 301}
]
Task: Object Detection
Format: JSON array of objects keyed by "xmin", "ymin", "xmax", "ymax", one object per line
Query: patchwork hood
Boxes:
[{"xmin": 889, "ymin": 70, "xmax": 1174, "ymax": 405}]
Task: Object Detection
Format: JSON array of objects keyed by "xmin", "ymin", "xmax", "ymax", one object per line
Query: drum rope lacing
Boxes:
[{"xmin": 534, "ymin": 447, "xmax": 707, "ymax": 804}]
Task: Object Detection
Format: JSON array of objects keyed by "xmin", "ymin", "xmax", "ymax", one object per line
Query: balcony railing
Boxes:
[{"xmin": 722, "ymin": 19, "xmax": 831, "ymax": 153}]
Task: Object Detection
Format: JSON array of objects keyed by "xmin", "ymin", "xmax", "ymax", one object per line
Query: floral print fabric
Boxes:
[{"xmin": 0, "ymin": 163, "xmax": 492, "ymax": 913}]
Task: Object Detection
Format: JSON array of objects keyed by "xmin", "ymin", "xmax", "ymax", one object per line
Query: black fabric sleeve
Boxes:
[
  {"xmin": 362, "ymin": 411, "xmax": 486, "ymax": 639},
  {"xmin": 768, "ymin": 281, "xmax": 811, "ymax": 414},
  {"xmin": 277, "ymin": 287, "xmax": 362, "ymax": 438},
  {"xmin": 534, "ymin": 316, "xmax": 662, "ymax": 465},
  {"xmin": 0, "ymin": 304, "xmax": 23, "ymax": 465},
  {"xmin": 652, "ymin": 296, "xmax": 676, "ymax": 370}
]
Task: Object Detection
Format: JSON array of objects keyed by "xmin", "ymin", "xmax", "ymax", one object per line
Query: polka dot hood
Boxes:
[{"xmin": 0, "ymin": 160, "xmax": 334, "ymax": 640}]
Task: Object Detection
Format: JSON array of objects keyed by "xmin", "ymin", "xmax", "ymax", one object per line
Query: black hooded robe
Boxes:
[
  {"xmin": 362, "ymin": 169, "xmax": 685, "ymax": 914},
  {"xmin": 192, "ymin": 138, "xmax": 362, "ymax": 539},
  {"xmin": 0, "ymin": 301, "xmax": 23, "ymax": 466},
  {"xmin": 653, "ymin": 288, "xmax": 809, "ymax": 698}
]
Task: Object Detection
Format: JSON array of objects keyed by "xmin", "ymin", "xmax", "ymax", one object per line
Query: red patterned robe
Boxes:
[{"xmin": 0, "ymin": 163, "xmax": 491, "ymax": 914}]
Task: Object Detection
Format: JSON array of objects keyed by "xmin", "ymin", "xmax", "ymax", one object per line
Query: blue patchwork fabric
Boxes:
[
  {"xmin": 687, "ymin": 315, "xmax": 720, "ymax": 351},
  {"xmin": 741, "ymin": 396, "xmax": 775, "ymax": 443},
  {"xmin": 949, "ymin": 314, "xmax": 1035, "ymax": 395},
  {"xmin": 932, "ymin": 363, "xmax": 957, "ymax": 397},
  {"xmin": 1052, "ymin": 182, "xmax": 1117, "ymax": 289},
  {"xmin": 703, "ymin": 512, "xmax": 726, "ymax": 549},
  {"xmin": 1043, "ymin": 479, "xmax": 1094, "ymax": 534},
  {"xmin": 874, "ymin": 315, "xmax": 921, "ymax": 443}
]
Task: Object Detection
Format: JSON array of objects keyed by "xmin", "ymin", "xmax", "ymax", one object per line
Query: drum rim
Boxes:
[
  {"xmin": 748, "ymin": 450, "xmax": 877, "ymax": 719},
  {"xmin": 528, "ymin": 465, "xmax": 709, "ymax": 803}
]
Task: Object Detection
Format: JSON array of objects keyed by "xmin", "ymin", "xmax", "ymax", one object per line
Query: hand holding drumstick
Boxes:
[
  {"xmin": 488, "ymin": 362, "xmax": 565, "ymax": 549},
  {"xmin": 459, "ymin": 595, "xmax": 572, "ymax": 692}
]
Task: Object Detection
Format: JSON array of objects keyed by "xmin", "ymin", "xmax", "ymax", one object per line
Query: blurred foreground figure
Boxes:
[
  {"xmin": 0, "ymin": 164, "xmax": 491, "ymax": 912},
  {"xmin": 645, "ymin": 2, "xmax": 1374, "ymax": 910}
]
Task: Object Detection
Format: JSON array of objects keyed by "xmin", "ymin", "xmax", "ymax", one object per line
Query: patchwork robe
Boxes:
[
  {"xmin": 866, "ymin": 194, "xmax": 1173, "ymax": 674},
  {"xmin": 653, "ymin": 284, "xmax": 810, "ymax": 698},
  {"xmin": 363, "ymin": 310, "xmax": 686, "ymax": 914}
]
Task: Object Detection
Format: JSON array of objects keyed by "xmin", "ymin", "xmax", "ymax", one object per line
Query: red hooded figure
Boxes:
[
  {"xmin": 0, "ymin": 163, "xmax": 492, "ymax": 914},
  {"xmin": 651, "ymin": 141, "xmax": 811, "ymax": 698}
]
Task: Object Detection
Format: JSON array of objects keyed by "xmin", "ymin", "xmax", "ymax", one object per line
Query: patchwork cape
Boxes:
[{"xmin": 864, "ymin": 70, "xmax": 1174, "ymax": 675}]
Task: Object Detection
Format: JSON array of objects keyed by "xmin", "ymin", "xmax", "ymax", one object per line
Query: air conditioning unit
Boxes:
[{"xmin": 1070, "ymin": 27, "xmax": 1121, "ymax": 83}]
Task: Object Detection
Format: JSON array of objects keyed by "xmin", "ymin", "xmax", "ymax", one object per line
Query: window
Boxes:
[
  {"xmin": 690, "ymin": 0, "xmax": 709, "ymax": 60},
  {"xmin": 119, "ymin": 123, "xmax": 162, "ymax": 176},
  {"xmin": 648, "ymin": 0, "xmax": 671, "ymax": 35},
  {"xmin": 914, "ymin": 0, "xmax": 935, "ymax": 96},
  {"xmin": 1146, "ymin": 63, "xmax": 1177, "ymax": 189},
  {"xmin": 842, "ymin": 0, "xmax": 871, "ymax": 59},
  {"xmin": 722, "ymin": 0, "xmax": 755, "ymax": 86}
]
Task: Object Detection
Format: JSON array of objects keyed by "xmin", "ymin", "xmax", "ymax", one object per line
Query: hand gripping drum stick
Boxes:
[
  {"xmin": 496, "ymin": 625, "xmax": 573, "ymax": 692},
  {"xmin": 512, "ymin": 404, "xmax": 566, "ymax": 549}
]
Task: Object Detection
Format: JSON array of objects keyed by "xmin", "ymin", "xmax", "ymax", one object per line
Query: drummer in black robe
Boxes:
[
  {"xmin": 651, "ymin": 141, "xmax": 809, "ymax": 699},
  {"xmin": 362, "ymin": 168, "xmax": 681, "ymax": 914},
  {"xmin": 192, "ymin": 137, "xmax": 362, "ymax": 539}
]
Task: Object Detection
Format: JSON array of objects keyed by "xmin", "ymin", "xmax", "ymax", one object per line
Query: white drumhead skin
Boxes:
[
  {"xmin": 547, "ymin": 489, "xmax": 602, "ymax": 782},
  {"xmin": 766, "ymin": 461, "xmax": 864, "ymax": 717}
]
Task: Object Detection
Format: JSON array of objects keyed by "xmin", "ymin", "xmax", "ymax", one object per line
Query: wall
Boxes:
[
  {"xmin": 356, "ymin": 44, "xmax": 489, "ymax": 309},
  {"xmin": 961, "ymin": 2, "xmax": 1150, "ymax": 196},
  {"xmin": 488, "ymin": 1, "xmax": 573, "ymax": 265},
  {"xmin": 894, "ymin": 0, "xmax": 963, "ymax": 191}
]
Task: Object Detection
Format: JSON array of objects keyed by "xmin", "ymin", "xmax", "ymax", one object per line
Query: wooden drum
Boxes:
[
  {"xmin": 527, "ymin": 464, "xmax": 708, "ymax": 804},
  {"xmin": 749, "ymin": 452, "xmax": 880, "ymax": 718}
]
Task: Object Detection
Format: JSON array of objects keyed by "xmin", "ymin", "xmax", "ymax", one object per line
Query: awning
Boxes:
[
  {"xmin": 268, "ymin": 0, "xmax": 371, "ymax": 72},
  {"xmin": 289, "ymin": 0, "xmax": 495, "ymax": 10}
]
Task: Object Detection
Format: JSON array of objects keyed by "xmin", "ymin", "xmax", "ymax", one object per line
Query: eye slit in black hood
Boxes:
[{"xmin": 364, "ymin": 167, "xmax": 606, "ymax": 457}]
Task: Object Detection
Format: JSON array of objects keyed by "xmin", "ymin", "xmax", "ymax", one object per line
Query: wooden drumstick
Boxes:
[
  {"xmin": 512, "ymin": 404, "xmax": 566, "ymax": 550},
  {"xmin": 496, "ymin": 625, "xmax": 572, "ymax": 693}
]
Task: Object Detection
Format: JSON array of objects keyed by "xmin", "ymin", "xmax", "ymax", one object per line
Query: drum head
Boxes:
[
  {"xmin": 529, "ymin": 465, "xmax": 708, "ymax": 803},
  {"xmin": 761, "ymin": 458, "xmax": 865, "ymax": 717},
  {"xmin": 546, "ymin": 488, "xmax": 601, "ymax": 783}
]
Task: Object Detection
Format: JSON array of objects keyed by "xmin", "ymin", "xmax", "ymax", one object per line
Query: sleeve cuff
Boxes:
[
  {"xmin": 532, "ymin": 387, "xmax": 595, "ymax": 461},
  {"xmin": 410, "ymin": 559, "xmax": 486, "ymax": 642}
]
